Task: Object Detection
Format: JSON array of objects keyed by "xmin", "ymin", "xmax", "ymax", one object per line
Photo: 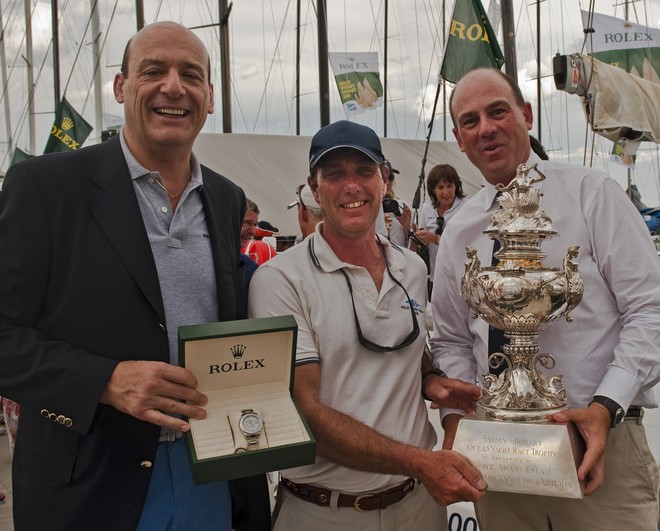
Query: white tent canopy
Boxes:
[{"xmin": 194, "ymin": 133, "xmax": 485, "ymax": 237}]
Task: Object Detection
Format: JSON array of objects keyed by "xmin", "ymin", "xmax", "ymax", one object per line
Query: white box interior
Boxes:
[{"xmin": 183, "ymin": 327, "xmax": 311, "ymax": 460}]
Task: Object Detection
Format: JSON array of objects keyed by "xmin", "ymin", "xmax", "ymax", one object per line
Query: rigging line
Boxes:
[
  {"xmin": 9, "ymin": 20, "xmax": 55, "ymax": 158},
  {"xmin": 81, "ymin": 0, "xmax": 120, "ymax": 117},
  {"xmin": 270, "ymin": 0, "xmax": 296, "ymax": 133},
  {"xmin": 416, "ymin": 0, "xmax": 444, "ymax": 139},
  {"xmin": 4, "ymin": 0, "xmax": 54, "ymax": 157},
  {"xmin": 61, "ymin": 0, "xmax": 94, "ymax": 99},
  {"xmin": 249, "ymin": 0, "xmax": 292, "ymax": 134},
  {"xmin": 153, "ymin": 0, "xmax": 164, "ymax": 23},
  {"xmin": 266, "ymin": 0, "xmax": 295, "ymax": 133},
  {"xmin": 418, "ymin": 0, "xmax": 444, "ymax": 135},
  {"xmin": 560, "ymin": 0, "xmax": 571, "ymax": 164},
  {"xmin": 0, "ymin": 0, "xmax": 23, "ymax": 106},
  {"xmin": 413, "ymin": 0, "xmax": 443, "ymax": 139}
]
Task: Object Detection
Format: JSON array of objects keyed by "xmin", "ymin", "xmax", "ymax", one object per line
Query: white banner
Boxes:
[
  {"xmin": 580, "ymin": 11, "xmax": 660, "ymax": 83},
  {"xmin": 581, "ymin": 11, "xmax": 660, "ymax": 53}
]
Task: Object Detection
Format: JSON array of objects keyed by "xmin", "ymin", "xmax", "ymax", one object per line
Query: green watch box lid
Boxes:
[{"xmin": 178, "ymin": 315, "xmax": 316, "ymax": 483}]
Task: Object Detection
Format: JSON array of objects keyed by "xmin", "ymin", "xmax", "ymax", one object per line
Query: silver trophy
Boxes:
[{"xmin": 452, "ymin": 163, "xmax": 585, "ymax": 498}]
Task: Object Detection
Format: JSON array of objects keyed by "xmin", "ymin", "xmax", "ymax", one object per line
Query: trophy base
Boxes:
[{"xmin": 453, "ymin": 414, "xmax": 585, "ymax": 499}]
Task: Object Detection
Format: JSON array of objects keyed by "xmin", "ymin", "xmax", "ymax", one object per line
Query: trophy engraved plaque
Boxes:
[{"xmin": 452, "ymin": 163, "xmax": 585, "ymax": 498}]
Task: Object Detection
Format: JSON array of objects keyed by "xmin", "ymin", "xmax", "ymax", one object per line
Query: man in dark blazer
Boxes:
[{"xmin": 0, "ymin": 22, "xmax": 267, "ymax": 530}]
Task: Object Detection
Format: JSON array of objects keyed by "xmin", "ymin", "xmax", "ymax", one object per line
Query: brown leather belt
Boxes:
[
  {"xmin": 281, "ymin": 477, "xmax": 416, "ymax": 512},
  {"xmin": 626, "ymin": 406, "xmax": 644, "ymax": 421}
]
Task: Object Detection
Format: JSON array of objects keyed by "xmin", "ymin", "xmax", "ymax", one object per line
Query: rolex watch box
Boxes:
[{"xmin": 178, "ymin": 315, "xmax": 316, "ymax": 484}]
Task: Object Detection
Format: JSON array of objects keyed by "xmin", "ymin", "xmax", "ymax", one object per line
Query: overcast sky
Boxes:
[{"xmin": 1, "ymin": 0, "xmax": 659, "ymax": 205}]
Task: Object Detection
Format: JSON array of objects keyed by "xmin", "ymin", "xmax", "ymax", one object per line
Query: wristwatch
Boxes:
[
  {"xmin": 239, "ymin": 409, "xmax": 264, "ymax": 450},
  {"xmin": 590, "ymin": 396, "xmax": 625, "ymax": 428}
]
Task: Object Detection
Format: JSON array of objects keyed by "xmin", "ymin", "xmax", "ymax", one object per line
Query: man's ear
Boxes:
[
  {"xmin": 113, "ymin": 74, "xmax": 125, "ymax": 104},
  {"xmin": 308, "ymin": 175, "xmax": 321, "ymax": 204},
  {"xmin": 452, "ymin": 128, "xmax": 465, "ymax": 152}
]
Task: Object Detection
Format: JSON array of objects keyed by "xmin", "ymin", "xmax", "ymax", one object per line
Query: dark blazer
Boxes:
[{"xmin": 0, "ymin": 137, "xmax": 246, "ymax": 530}]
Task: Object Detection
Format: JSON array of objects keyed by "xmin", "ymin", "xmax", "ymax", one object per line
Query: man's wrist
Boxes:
[
  {"xmin": 589, "ymin": 395, "xmax": 625, "ymax": 428},
  {"xmin": 421, "ymin": 368, "xmax": 447, "ymax": 401}
]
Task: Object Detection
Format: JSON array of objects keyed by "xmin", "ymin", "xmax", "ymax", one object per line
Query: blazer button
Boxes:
[
  {"xmin": 140, "ymin": 460, "xmax": 153, "ymax": 469},
  {"xmin": 41, "ymin": 409, "xmax": 50, "ymax": 417},
  {"xmin": 158, "ymin": 323, "xmax": 166, "ymax": 333},
  {"xmin": 56, "ymin": 415, "xmax": 66, "ymax": 425},
  {"xmin": 64, "ymin": 418, "xmax": 73, "ymax": 428},
  {"xmin": 48, "ymin": 413, "xmax": 57, "ymax": 422}
]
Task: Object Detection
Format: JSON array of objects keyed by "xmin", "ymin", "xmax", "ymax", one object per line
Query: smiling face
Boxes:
[
  {"xmin": 451, "ymin": 69, "xmax": 533, "ymax": 187},
  {"xmin": 433, "ymin": 179, "xmax": 456, "ymax": 211},
  {"xmin": 310, "ymin": 148, "xmax": 387, "ymax": 243},
  {"xmin": 113, "ymin": 22, "xmax": 214, "ymax": 162}
]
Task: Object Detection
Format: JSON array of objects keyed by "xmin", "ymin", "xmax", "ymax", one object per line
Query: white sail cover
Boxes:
[{"xmin": 569, "ymin": 53, "xmax": 660, "ymax": 143}]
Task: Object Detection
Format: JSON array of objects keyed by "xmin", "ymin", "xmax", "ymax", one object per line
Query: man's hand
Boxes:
[
  {"xmin": 424, "ymin": 375, "xmax": 480, "ymax": 413},
  {"xmin": 100, "ymin": 360, "xmax": 208, "ymax": 431},
  {"xmin": 417, "ymin": 449, "xmax": 487, "ymax": 506},
  {"xmin": 550, "ymin": 404, "xmax": 610, "ymax": 495}
]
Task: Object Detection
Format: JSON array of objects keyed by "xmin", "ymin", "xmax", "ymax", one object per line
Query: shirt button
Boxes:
[
  {"xmin": 365, "ymin": 286, "xmax": 372, "ymax": 292},
  {"xmin": 148, "ymin": 177, "xmax": 155, "ymax": 184},
  {"xmin": 140, "ymin": 460, "xmax": 153, "ymax": 469},
  {"xmin": 161, "ymin": 206, "xmax": 168, "ymax": 213}
]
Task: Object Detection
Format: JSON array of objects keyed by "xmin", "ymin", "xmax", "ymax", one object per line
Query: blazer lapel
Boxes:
[
  {"xmin": 201, "ymin": 169, "xmax": 243, "ymax": 321},
  {"xmin": 87, "ymin": 139, "xmax": 166, "ymax": 321}
]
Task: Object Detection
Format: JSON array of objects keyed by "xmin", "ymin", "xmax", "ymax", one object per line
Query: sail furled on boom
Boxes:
[
  {"xmin": 440, "ymin": 0, "xmax": 505, "ymax": 84},
  {"xmin": 553, "ymin": 12, "xmax": 660, "ymax": 146}
]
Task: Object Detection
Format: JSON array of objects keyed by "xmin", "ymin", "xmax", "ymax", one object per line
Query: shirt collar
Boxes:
[
  {"xmin": 308, "ymin": 227, "xmax": 407, "ymax": 277},
  {"xmin": 119, "ymin": 127, "xmax": 203, "ymax": 186}
]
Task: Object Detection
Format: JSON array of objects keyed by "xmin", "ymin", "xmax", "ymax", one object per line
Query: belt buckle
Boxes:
[{"xmin": 353, "ymin": 492, "xmax": 376, "ymax": 512}]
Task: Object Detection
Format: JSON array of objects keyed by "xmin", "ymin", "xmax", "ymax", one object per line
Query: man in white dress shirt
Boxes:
[{"xmin": 430, "ymin": 67, "xmax": 660, "ymax": 530}]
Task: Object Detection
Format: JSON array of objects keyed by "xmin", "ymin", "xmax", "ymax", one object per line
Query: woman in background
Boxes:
[{"xmin": 415, "ymin": 164, "xmax": 467, "ymax": 295}]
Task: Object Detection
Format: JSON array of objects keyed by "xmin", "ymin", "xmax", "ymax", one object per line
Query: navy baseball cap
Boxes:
[{"xmin": 309, "ymin": 120, "xmax": 385, "ymax": 170}]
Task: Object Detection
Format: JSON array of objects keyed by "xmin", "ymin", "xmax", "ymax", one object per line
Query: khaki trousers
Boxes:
[
  {"xmin": 475, "ymin": 419, "xmax": 659, "ymax": 531},
  {"xmin": 273, "ymin": 481, "xmax": 447, "ymax": 531}
]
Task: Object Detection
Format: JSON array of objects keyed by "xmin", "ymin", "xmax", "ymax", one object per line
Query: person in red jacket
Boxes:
[{"xmin": 240, "ymin": 199, "xmax": 277, "ymax": 265}]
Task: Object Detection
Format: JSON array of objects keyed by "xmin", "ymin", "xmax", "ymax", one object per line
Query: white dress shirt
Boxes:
[{"xmin": 430, "ymin": 153, "xmax": 660, "ymax": 416}]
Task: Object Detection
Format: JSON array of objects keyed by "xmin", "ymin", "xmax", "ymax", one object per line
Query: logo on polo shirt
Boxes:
[{"xmin": 401, "ymin": 298, "xmax": 423, "ymax": 315}]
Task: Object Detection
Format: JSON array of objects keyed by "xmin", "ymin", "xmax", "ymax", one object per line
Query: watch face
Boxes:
[{"xmin": 240, "ymin": 413, "xmax": 263, "ymax": 435}]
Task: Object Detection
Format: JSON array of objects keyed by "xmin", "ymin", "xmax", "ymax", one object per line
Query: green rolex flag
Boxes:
[
  {"xmin": 10, "ymin": 147, "xmax": 34, "ymax": 167},
  {"xmin": 440, "ymin": 0, "xmax": 505, "ymax": 84},
  {"xmin": 44, "ymin": 97, "xmax": 93, "ymax": 153}
]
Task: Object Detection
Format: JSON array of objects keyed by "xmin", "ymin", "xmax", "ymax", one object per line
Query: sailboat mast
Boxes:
[
  {"xmin": 136, "ymin": 0, "xmax": 144, "ymax": 30},
  {"xmin": 219, "ymin": 0, "xmax": 232, "ymax": 132},
  {"xmin": 91, "ymin": 0, "xmax": 103, "ymax": 136},
  {"xmin": 317, "ymin": 0, "xmax": 329, "ymax": 126},
  {"xmin": 24, "ymin": 0, "xmax": 35, "ymax": 154},
  {"xmin": 536, "ymin": 0, "xmax": 541, "ymax": 143},
  {"xmin": 383, "ymin": 0, "xmax": 388, "ymax": 137},
  {"xmin": 500, "ymin": 0, "xmax": 517, "ymax": 82},
  {"xmin": 51, "ymin": 0, "xmax": 60, "ymax": 108},
  {"xmin": 295, "ymin": 0, "xmax": 300, "ymax": 135},
  {"xmin": 0, "ymin": 2, "xmax": 13, "ymax": 156}
]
